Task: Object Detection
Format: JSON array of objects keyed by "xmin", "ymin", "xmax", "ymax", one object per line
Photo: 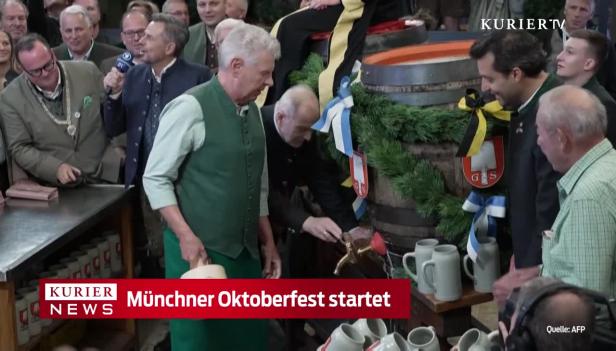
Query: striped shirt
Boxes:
[{"xmin": 542, "ymin": 139, "xmax": 616, "ymax": 297}]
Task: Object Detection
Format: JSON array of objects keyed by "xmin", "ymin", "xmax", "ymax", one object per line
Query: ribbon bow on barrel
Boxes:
[
  {"xmin": 456, "ymin": 89, "xmax": 511, "ymax": 157},
  {"xmin": 462, "ymin": 191, "xmax": 506, "ymax": 263},
  {"xmin": 312, "ymin": 76, "xmax": 354, "ymax": 157}
]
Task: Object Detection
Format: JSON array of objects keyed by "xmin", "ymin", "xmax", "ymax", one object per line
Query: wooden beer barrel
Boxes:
[
  {"xmin": 361, "ymin": 41, "xmax": 480, "ymax": 107},
  {"xmin": 362, "ymin": 41, "xmax": 477, "ymax": 250},
  {"xmin": 309, "ymin": 20, "xmax": 428, "ymax": 61}
]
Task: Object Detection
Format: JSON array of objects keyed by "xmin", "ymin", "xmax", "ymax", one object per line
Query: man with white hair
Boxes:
[
  {"xmin": 213, "ymin": 17, "xmax": 243, "ymax": 48},
  {"xmin": 226, "ymin": 0, "xmax": 247, "ymax": 20},
  {"xmin": 143, "ymin": 23, "xmax": 281, "ymax": 350},
  {"xmin": 0, "ymin": 0, "xmax": 28, "ymax": 42},
  {"xmin": 72, "ymin": 0, "xmax": 114, "ymax": 44},
  {"xmin": 162, "ymin": 0, "xmax": 189, "ymax": 27},
  {"xmin": 53, "ymin": 4, "xmax": 122, "ymax": 69},
  {"xmin": 537, "ymin": 85, "xmax": 616, "ymax": 298}
]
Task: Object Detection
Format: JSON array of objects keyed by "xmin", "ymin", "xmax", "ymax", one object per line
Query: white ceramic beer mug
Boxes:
[
  {"xmin": 318, "ymin": 323, "xmax": 364, "ymax": 351},
  {"xmin": 407, "ymin": 326, "xmax": 439, "ymax": 351},
  {"xmin": 402, "ymin": 239, "xmax": 439, "ymax": 294},
  {"xmin": 352, "ymin": 318, "xmax": 387, "ymax": 348},
  {"xmin": 463, "ymin": 237, "xmax": 500, "ymax": 293},
  {"xmin": 421, "ymin": 244, "xmax": 462, "ymax": 301},
  {"xmin": 367, "ymin": 332, "xmax": 411, "ymax": 351}
]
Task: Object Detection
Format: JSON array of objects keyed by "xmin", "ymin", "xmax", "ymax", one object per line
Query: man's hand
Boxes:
[
  {"xmin": 302, "ymin": 216, "xmax": 342, "ymax": 242},
  {"xmin": 56, "ymin": 163, "xmax": 81, "ymax": 184},
  {"xmin": 178, "ymin": 231, "xmax": 207, "ymax": 264},
  {"xmin": 493, "ymin": 258, "xmax": 540, "ymax": 307},
  {"xmin": 309, "ymin": 0, "xmax": 341, "ymax": 10},
  {"xmin": 103, "ymin": 67, "xmax": 125, "ymax": 95},
  {"xmin": 261, "ymin": 240, "xmax": 281, "ymax": 279},
  {"xmin": 348, "ymin": 226, "xmax": 373, "ymax": 241}
]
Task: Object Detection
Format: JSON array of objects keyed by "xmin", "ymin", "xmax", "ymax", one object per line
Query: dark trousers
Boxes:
[{"xmin": 267, "ymin": 0, "xmax": 380, "ymax": 105}]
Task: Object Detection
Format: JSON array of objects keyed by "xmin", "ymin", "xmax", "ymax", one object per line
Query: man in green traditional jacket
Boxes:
[
  {"xmin": 143, "ymin": 23, "xmax": 281, "ymax": 351},
  {"xmin": 555, "ymin": 29, "xmax": 616, "ymax": 146}
]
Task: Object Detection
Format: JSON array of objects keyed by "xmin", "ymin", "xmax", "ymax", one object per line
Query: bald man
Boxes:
[{"xmin": 537, "ymin": 85, "xmax": 616, "ymax": 298}]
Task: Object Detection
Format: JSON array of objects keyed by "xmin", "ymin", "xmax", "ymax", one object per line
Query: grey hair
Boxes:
[
  {"xmin": 565, "ymin": 0, "xmax": 595, "ymax": 14},
  {"xmin": 538, "ymin": 85, "xmax": 607, "ymax": 140},
  {"xmin": 162, "ymin": 0, "xmax": 186, "ymax": 13},
  {"xmin": 218, "ymin": 23, "xmax": 280, "ymax": 70},
  {"xmin": 214, "ymin": 18, "xmax": 244, "ymax": 46},
  {"xmin": 60, "ymin": 4, "xmax": 92, "ymax": 28},
  {"xmin": 0, "ymin": 0, "xmax": 28, "ymax": 21},
  {"xmin": 151, "ymin": 13, "xmax": 189, "ymax": 56},
  {"xmin": 274, "ymin": 85, "xmax": 317, "ymax": 119}
]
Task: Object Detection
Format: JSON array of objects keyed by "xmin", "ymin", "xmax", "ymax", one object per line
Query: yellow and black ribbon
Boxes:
[{"xmin": 456, "ymin": 89, "xmax": 511, "ymax": 157}]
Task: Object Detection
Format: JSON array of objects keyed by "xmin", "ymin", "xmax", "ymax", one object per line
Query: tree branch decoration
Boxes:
[{"xmin": 291, "ymin": 54, "xmax": 474, "ymax": 246}]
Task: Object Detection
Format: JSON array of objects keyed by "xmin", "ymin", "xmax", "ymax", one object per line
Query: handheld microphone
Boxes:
[
  {"xmin": 115, "ymin": 51, "xmax": 135, "ymax": 73},
  {"xmin": 106, "ymin": 51, "xmax": 134, "ymax": 95}
]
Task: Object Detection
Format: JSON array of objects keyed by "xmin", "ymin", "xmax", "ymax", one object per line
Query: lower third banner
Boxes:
[{"xmin": 39, "ymin": 279, "xmax": 410, "ymax": 319}]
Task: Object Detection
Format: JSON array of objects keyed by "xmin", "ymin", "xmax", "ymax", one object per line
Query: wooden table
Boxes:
[
  {"xmin": 407, "ymin": 284, "xmax": 493, "ymax": 351},
  {"xmin": 0, "ymin": 185, "xmax": 135, "ymax": 351}
]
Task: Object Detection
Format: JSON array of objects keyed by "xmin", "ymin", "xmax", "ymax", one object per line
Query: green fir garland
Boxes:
[{"xmin": 291, "ymin": 54, "xmax": 473, "ymax": 246}]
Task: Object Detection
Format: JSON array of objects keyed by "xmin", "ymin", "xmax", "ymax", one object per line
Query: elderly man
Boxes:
[
  {"xmin": 143, "ymin": 24, "xmax": 280, "ymax": 350},
  {"xmin": 0, "ymin": 0, "xmax": 27, "ymax": 42},
  {"xmin": 162, "ymin": 0, "xmax": 189, "ymax": 27},
  {"xmin": 72, "ymin": 0, "xmax": 113, "ymax": 44},
  {"xmin": 536, "ymin": 86, "xmax": 616, "ymax": 297},
  {"xmin": 0, "ymin": 34, "xmax": 122, "ymax": 186},
  {"xmin": 263, "ymin": 85, "xmax": 369, "ymax": 249},
  {"xmin": 53, "ymin": 5, "xmax": 122, "ymax": 69},
  {"xmin": 104, "ymin": 14, "xmax": 210, "ymax": 273},
  {"xmin": 556, "ymin": 29, "xmax": 616, "ymax": 145},
  {"xmin": 183, "ymin": 0, "xmax": 226, "ymax": 71},
  {"xmin": 100, "ymin": 9, "xmax": 150, "ymax": 74},
  {"xmin": 470, "ymin": 30, "xmax": 561, "ymax": 306},
  {"xmin": 499, "ymin": 277, "xmax": 595, "ymax": 351},
  {"xmin": 226, "ymin": 0, "xmax": 247, "ymax": 20}
]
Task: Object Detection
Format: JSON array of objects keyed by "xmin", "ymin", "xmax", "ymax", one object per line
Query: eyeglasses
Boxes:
[
  {"xmin": 24, "ymin": 56, "xmax": 55, "ymax": 77},
  {"xmin": 121, "ymin": 29, "xmax": 146, "ymax": 39}
]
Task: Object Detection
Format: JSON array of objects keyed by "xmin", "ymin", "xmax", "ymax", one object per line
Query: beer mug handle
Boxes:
[
  {"xmin": 402, "ymin": 252, "xmax": 417, "ymax": 281},
  {"xmin": 421, "ymin": 260, "xmax": 436, "ymax": 291},
  {"xmin": 463, "ymin": 255, "xmax": 475, "ymax": 280}
]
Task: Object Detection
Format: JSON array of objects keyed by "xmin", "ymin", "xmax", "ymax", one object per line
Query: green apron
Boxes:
[{"xmin": 164, "ymin": 228, "xmax": 268, "ymax": 351}]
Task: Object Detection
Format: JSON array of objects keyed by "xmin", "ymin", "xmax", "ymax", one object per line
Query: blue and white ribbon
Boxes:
[
  {"xmin": 352, "ymin": 196, "xmax": 367, "ymax": 220},
  {"xmin": 462, "ymin": 191, "xmax": 506, "ymax": 262},
  {"xmin": 312, "ymin": 76, "xmax": 354, "ymax": 156}
]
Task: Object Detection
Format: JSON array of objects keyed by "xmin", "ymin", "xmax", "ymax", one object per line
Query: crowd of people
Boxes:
[{"xmin": 0, "ymin": 0, "xmax": 615, "ymax": 350}]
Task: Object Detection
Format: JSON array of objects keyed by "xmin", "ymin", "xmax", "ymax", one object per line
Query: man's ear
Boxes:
[
  {"xmin": 583, "ymin": 57, "xmax": 596, "ymax": 72},
  {"xmin": 557, "ymin": 127, "xmax": 573, "ymax": 152},
  {"xmin": 275, "ymin": 110, "xmax": 285, "ymax": 125},
  {"xmin": 164, "ymin": 42, "xmax": 176, "ymax": 57},
  {"xmin": 230, "ymin": 57, "xmax": 243, "ymax": 76},
  {"xmin": 511, "ymin": 67, "xmax": 523, "ymax": 83}
]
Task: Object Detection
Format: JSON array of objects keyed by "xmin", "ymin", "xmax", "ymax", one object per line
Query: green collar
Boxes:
[{"xmin": 558, "ymin": 139, "xmax": 613, "ymax": 196}]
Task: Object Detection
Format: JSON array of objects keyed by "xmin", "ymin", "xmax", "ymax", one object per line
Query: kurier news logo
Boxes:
[{"xmin": 43, "ymin": 283, "xmax": 116, "ymax": 317}]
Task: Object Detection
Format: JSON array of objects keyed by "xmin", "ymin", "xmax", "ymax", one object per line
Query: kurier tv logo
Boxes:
[
  {"xmin": 481, "ymin": 18, "xmax": 565, "ymax": 31},
  {"xmin": 43, "ymin": 283, "xmax": 117, "ymax": 317}
]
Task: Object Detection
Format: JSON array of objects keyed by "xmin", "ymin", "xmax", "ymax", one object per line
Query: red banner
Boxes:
[{"xmin": 38, "ymin": 279, "xmax": 411, "ymax": 319}]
